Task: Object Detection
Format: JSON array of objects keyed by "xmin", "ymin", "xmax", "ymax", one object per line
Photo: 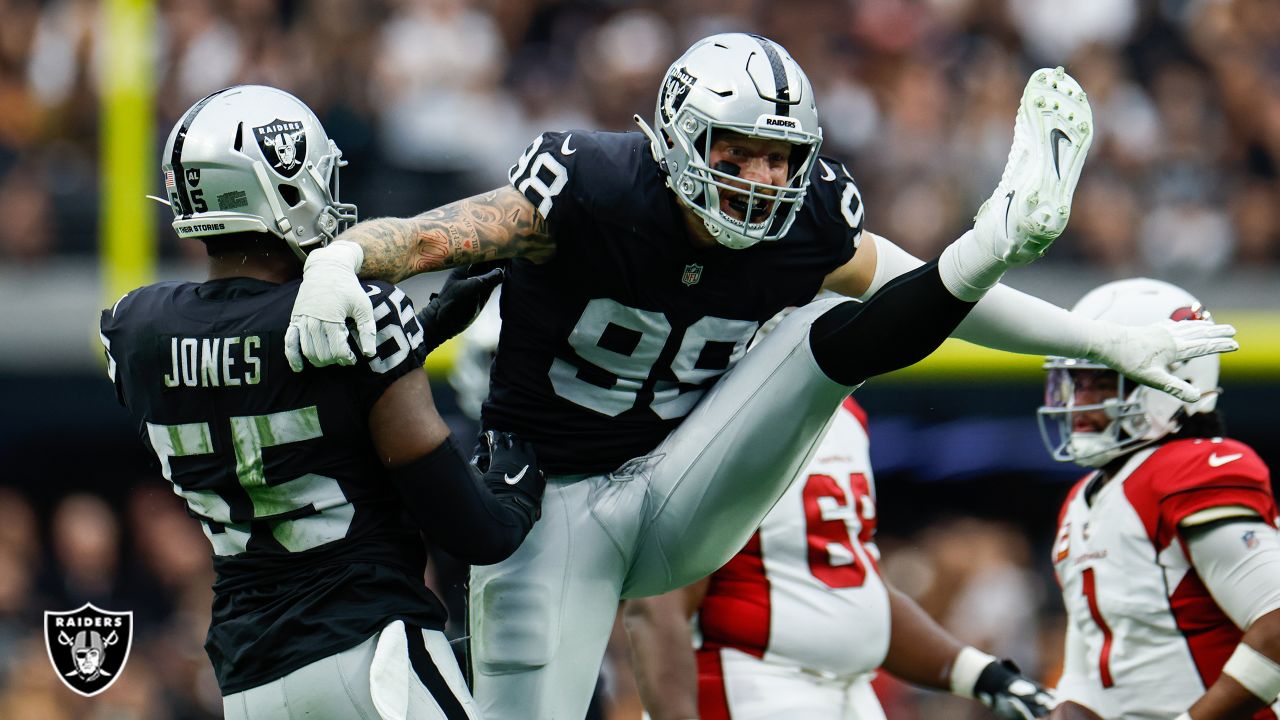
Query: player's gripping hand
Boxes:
[
  {"xmin": 1087, "ymin": 319, "xmax": 1238, "ymax": 403},
  {"xmin": 285, "ymin": 241, "xmax": 377, "ymax": 372},
  {"xmin": 975, "ymin": 658, "xmax": 1057, "ymax": 720},
  {"xmin": 415, "ymin": 262, "xmax": 506, "ymax": 354},
  {"xmin": 473, "ymin": 430, "xmax": 545, "ymax": 523}
]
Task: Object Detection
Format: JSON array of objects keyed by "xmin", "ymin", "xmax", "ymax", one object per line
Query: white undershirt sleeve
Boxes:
[
  {"xmin": 1184, "ymin": 518, "xmax": 1280, "ymax": 629},
  {"xmin": 861, "ymin": 234, "xmax": 1096, "ymax": 358}
]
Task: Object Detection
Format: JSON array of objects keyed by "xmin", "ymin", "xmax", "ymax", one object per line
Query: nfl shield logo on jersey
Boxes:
[
  {"xmin": 44, "ymin": 603, "xmax": 133, "ymax": 697},
  {"xmin": 253, "ymin": 118, "xmax": 307, "ymax": 178},
  {"xmin": 682, "ymin": 263, "xmax": 703, "ymax": 286}
]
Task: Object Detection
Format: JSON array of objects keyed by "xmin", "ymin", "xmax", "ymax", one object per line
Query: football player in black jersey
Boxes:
[
  {"xmin": 283, "ymin": 34, "xmax": 1237, "ymax": 719},
  {"xmin": 100, "ymin": 86, "xmax": 544, "ymax": 719}
]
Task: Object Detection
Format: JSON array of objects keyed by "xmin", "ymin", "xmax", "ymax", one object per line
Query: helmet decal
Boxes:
[
  {"xmin": 254, "ymin": 119, "xmax": 308, "ymax": 178},
  {"xmin": 660, "ymin": 66, "xmax": 697, "ymax": 124},
  {"xmin": 1170, "ymin": 305, "xmax": 1208, "ymax": 322}
]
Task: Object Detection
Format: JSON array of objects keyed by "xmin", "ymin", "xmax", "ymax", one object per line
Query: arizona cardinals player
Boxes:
[
  {"xmin": 284, "ymin": 33, "xmax": 1236, "ymax": 719},
  {"xmin": 625, "ymin": 393, "xmax": 1054, "ymax": 719},
  {"xmin": 1042, "ymin": 278, "xmax": 1280, "ymax": 720}
]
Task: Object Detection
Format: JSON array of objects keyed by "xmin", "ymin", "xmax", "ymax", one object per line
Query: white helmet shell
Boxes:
[
  {"xmin": 161, "ymin": 85, "xmax": 357, "ymax": 259},
  {"xmin": 639, "ymin": 33, "xmax": 822, "ymax": 250},
  {"xmin": 1038, "ymin": 278, "xmax": 1220, "ymax": 467}
]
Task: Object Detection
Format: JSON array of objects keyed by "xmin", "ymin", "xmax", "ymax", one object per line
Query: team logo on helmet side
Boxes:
[
  {"xmin": 44, "ymin": 603, "xmax": 133, "ymax": 697},
  {"xmin": 660, "ymin": 67, "xmax": 698, "ymax": 124},
  {"xmin": 1170, "ymin": 305, "xmax": 1208, "ymax": 322},
  {"xmin": 253, "ymin": 118, "xmax": 307, "ymax": 178}
]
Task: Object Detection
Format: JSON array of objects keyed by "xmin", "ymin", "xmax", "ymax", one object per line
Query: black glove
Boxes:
[
  {"xmin": 415, "ymin": 262, "xmax": 506, "ymax": 353},
  {"xmin": 472, "ymin": 430, "xmax": 545, "ymax": 524},
  {"xmin": 974, "ymin": 659, "xmax": 1057, "ymax": 719}
]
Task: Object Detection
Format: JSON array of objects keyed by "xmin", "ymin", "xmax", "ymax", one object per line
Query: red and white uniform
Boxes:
[
  {"xmin": 696, "ymin": 398, "xmax": 888, "ymax": 719},
  {"xmin": 1054, "ymin": 438, "xmax": 1280, "ymax": 719}
]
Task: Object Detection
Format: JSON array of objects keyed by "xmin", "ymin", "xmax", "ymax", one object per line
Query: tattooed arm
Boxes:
[
  {"xmin": 343, "ymin": 186, "xmax": 556, "ymax": 283},
  {"xmin": 284, "ymin": 186, "xmax": 555, "ymax": 370}
]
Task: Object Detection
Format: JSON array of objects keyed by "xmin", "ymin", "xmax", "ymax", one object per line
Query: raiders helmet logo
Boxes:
[
  {"xmin": 660, "ymin": 67, "xmax": 698, "ymax": 124},
  {"xmin": 253, "ymin": 118, "xmax": 308, "ymax": 178},
  {"xmin": 44, "ymin": 603, "xmax": 133, "ymax": 697}
]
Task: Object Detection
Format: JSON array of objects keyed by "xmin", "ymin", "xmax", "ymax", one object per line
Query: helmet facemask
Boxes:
[
  {"xmin": 1037, "ymin": 363, "xmax": 1156, "ymax": 467},
  {"xmin": 638, "ymin": 33, "xmax": 823, "ymax": 250}
]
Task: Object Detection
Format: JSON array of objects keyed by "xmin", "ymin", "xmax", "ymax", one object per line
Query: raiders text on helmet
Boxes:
[
  {"xmin": 636, "ymin": 33, "xmax": 822, "ymax": 250},
  {"xmin": 1038, "ymin": 278, "xmax": 1222, "ymax": 467},
  {"xmin": 161, "ymin": 85, "xmax": 357, "ymax": 259}
]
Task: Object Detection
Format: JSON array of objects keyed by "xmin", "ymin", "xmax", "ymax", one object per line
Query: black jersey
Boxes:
[
  {"xmin": 99, "ymin": 277, "xmax": 441, "ymax": 694},
  {"xmin": 490, "ymin": 130, "xmax": 863, "ymax": 473}
]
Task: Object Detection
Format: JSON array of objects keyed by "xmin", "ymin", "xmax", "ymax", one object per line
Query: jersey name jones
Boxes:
[{"xmin": 163, "ymin": 335, "xmax": 263, "ymax": 388}]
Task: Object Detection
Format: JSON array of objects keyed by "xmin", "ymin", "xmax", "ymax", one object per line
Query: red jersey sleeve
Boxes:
[{"xmin": 1126, "ymin": 439, "xmax": 1275, "ymax": 552}]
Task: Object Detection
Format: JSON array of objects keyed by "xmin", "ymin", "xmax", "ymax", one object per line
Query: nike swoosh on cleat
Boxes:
[
  {"xmin": 504, "ymin": 465, "xmax": 529, "ymax": 484},
  {"xmin": 1050, "ymin": 128, "xmax": 1071, "ymax": 179},
  {"xmin": 561, "ymin": 134, "xmax": 576, "ymax": 156},
  {"xmin": 1003, "ymin": 190, "xmax": 1015, "ymax": 237},
  {"xmin": 1208, "ymin": 452, "xmax": 1244, "ymax": 468}
]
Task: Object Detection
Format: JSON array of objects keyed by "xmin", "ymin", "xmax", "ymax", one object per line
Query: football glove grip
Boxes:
[
  {"xmin": 975, "ymin": 658, "xmax": 1057, "ymax": 719},
  {"xmin": 473, "ymin": 429, "xmax": 545, "ymax": 525},
  {"xmin": 1085, "ymin": 319, "xmax": 1238, "ymax": 404},
  {"xmin": 951, "ymin": 647, "xmax": 1056, "ymax": 719},
  {"xmin": 388, "ymin": 433, "xmax": 543, "ymax": 565},
  {"xmin": 415, "ymin": 262, "xmax": 506, "ymax": 354},
  {"xmin": 285, "ymin": 240, "xmax": 377, "ymax": 371}
]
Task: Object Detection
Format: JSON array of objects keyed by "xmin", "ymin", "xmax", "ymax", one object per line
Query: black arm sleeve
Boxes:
[
  {"xmin": 809, "ymin": 261, "xmax": 977, "ymax": 386},
  {"xmin": 388, "ymin": 435, "xmax": 535, "ymax": 565}
]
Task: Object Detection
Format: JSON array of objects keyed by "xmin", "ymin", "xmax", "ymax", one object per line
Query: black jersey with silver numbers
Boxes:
[
  {"xmin": 489, "ymin": 130, "xmax": 864, "ymax": 474},
  {"xmin": 99, "ymin": 277, "xmax": 440, "ymax": 694}
]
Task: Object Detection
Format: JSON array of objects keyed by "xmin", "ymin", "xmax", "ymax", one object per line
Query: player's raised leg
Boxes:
[{"xmin": 624, "ymin": 68, "xmax": 1097, "ymax": 595}]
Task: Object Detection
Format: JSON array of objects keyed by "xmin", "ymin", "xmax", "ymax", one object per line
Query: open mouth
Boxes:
[{"xmin": 721, "ymin": 188, "xmax": 768, "ymax": 224}]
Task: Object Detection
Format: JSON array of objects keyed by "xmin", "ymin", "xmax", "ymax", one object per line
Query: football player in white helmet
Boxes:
[
  {"xmin": 103, "ymin": 85, "xmax": 545, "ymax": 720},
  {"xmin": 283, "ymin": 33, "xmax": 1237, "ymax": 719},
  {"xmin": 1042, "ymin": 279, "xmax": 1280, "ymax": 720}
]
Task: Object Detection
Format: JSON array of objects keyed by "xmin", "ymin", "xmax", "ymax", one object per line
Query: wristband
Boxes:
[
  {"xmin": 1222, "ymin": 643, "xmax": 1280, "ymax": 703},
  {"xmin": 949, "ymin": 646, "xmax": 997, "ymax": 698}
]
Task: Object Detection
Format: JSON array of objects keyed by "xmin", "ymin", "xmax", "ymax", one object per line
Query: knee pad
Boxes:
[{"xmin": 470, "ymin": 572, "xmax": 559, "ymax": 673}]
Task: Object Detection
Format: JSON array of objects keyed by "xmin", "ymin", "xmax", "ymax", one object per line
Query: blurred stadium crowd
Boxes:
[
  {"xmin": 0, "ymin": 0, "xmax": 1278, "ymax": 275},
  {"xmin": 1, "ymin": 0, "xmax": 1277, "ymax": 717},
  {"xmin": 0, "ymin": 482, "xmax": 1056, "ymax": 718}
]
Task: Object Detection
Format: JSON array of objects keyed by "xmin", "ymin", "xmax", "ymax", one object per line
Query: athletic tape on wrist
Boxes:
[
  {"xmin": 1223, "ymin": 643, "xmax": 1280, "ymax": 703},
  {"xmin": 949, "ymin": 646, "xmax": 997, "ymax": 698}
]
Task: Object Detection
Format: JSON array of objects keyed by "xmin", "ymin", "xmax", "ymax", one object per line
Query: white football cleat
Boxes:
[{"xmin": 975, "ymin": 66, "xmax": 1093, "ymax": 265}]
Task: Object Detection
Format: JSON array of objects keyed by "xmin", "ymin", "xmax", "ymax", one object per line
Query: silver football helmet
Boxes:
[
  {"xmin": 449, "ymin": 290, "xmax": 502, "ymax": 421},
  {"xmin": 160, "ymin": 85, "xmax": 357, "ymax": 259},
  {"xmin": 636, "ymin": 33, "xmax": 822, "ymax": 249},
  {"xmin": 1038, "ymin": 278, "xmax": 1222, "ymax": 467}
]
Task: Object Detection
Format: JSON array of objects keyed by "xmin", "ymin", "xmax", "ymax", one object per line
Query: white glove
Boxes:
[
  {"xmin": 284, "ymin": 240, "xmax": 377, "ymax": 371},
  {"xmin": 1087, "ymin": 319, "xmax": 1238, "ymax": 403}
]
